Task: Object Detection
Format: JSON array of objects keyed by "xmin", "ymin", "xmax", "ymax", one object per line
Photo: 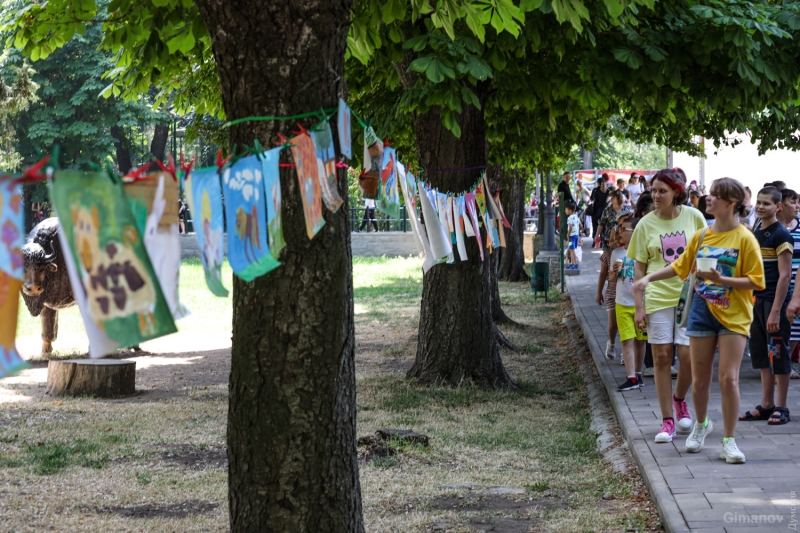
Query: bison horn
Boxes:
[{"xmin": 43, "ymin": 240, "xmax": 57, "ymax": 262}]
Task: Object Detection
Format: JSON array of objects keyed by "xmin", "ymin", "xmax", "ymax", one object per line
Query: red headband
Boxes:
[{"xmin": 653, "ymin": 173, "xmax": 685, "ymax": 195}]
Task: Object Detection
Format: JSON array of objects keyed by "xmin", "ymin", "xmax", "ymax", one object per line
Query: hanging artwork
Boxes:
[
  {"xmin": 222, "ymin": 155, "xmax": 282, "ymax": 280},
  {"xmin": 0, "ymin": 176, "xmax": 28, "ymax": 378},
  {"xmin": 359, "ymin": 126, "xmax": 383, "ymax": 199},
  {"xmin": 460, "ymin": 195, "xmax": 475, "ymax": 238},
  {"xmin": 291, "ymin": 132, "xmax": 326, "ymax": 239},
  {"xmin": 418, "ymin": 181, "xmax": 452, "ymax": 264},
  {"xmin": 49, "ymin": 170, "xmax": 177, "ymax": 352},
  {"xmin": 260, "ymin": 147, "xmax": 286, "ymax": 260},
  {"xmin": 475, "ymin": 181, "xmax": 499, "ymax": 249},
  {"xmin": 376, "ymin": 147, "xmax": 400, "ymax": 218},
  {"xmin": 453, "ymin": 196, "xmax": 468, "ymax": 261},
  {"xmin": 312, "ymin": 122, "xmax": 344, "ymax": 213},
  {"xmin": 465, "ymin": 192, "xmax": 484, "ymax": 261},
  {"xmin": 397, "ymin": 163, "xmax": 425, "ymax": 256},
  {"xmin": 124, "ymin": 172, "xmax": 190, "ymax": 319},
  {"xmin": 337, "ymin": 98, "xmax": 352, "ymax": 159},
  {"xmin": 185, "ymin": 167, "xmax": 229, "ymax": 297}
]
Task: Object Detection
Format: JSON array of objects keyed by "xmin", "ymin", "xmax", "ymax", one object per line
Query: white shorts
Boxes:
[{"xmin": 646, "ymin": 307, "xmax": 690, "ymax": 346}]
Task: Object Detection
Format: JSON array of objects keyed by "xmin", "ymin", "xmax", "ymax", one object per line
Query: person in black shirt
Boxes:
[
  {"xmin": 590, "ymin": 178, "xmax": 609, "ymax": 238},
  {"xmin": 557, "ymin": 172, "xmax": 574, "ymax": 204}
]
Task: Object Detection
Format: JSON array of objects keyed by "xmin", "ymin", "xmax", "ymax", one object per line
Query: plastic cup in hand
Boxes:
[{"xmin": 696, "ymin": 257, "xmax": 718, "ymax": 272}]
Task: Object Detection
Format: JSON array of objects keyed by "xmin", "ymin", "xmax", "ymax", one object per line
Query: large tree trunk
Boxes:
[
  {"xmin": 149, "ymin": 122, "xmax": 169, "ymax": 162},
  {"xmin": 194, "ymin": 2, "xmax": 363, "ymax": 532},
  {"xmin": 407, "ymin": 88, "xmax": 513, "ymax": 388},
  {"xmin": 110, "ymin": 125, "xmax": 133, "ymax": 174},
  {"xmin": 498, "ymin": 169, "xmax": 530, "ymax": 283}
]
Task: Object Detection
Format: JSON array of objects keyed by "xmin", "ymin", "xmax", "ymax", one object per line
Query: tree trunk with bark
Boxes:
[
  {"xmin": 407, "ymin": 87, "xmax": 513, "ymax": 388},
  {"xmin": 110, "ymin": 125, "xmax": 133, "ymax": 174},
  {"xmin": 194, "ymin": 2, "xmax": 362, "ymax": 532},
  {"xmin": 149, "ymin": 123, "xmax": 169, "ymax": 162},
  {"xmin": 498, "ymin": 169, "xmax": 530, "ymax": 283}
]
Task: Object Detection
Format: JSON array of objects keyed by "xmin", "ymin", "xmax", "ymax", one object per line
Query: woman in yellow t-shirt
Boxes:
[
  {"xmin": 629, "ymin": 169, "xmax": 707, "ymax": 444},
  {"xmin": 634, "ymin": 178, "xmax": 764, "ymax": 464}
]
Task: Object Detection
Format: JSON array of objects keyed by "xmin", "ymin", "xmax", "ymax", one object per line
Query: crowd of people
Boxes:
[{"xmin": 588, "ymin": 169, "xmax": 800, "ymax": 464}]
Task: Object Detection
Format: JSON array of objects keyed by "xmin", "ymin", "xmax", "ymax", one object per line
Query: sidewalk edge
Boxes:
[{"xmin": 565, "ymin": 278, "xmax": 691, "ymax": 533}]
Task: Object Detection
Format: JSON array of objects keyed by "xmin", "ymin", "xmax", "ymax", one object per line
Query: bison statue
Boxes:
[{"xmin": 21, "ymin": 218, "xmax": 76, "ymax": 355}]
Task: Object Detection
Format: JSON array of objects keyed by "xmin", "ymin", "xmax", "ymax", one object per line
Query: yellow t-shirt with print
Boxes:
[
  {"xmin": 671, "ymin": 225, "xmax": 765, "ymax": 336},
  {"xmin": 627, "ymin": 206, "xmax": 707, "ymax": 314}
]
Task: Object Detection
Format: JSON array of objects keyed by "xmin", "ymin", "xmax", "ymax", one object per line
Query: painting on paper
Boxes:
[
  {"xmin": 291, "ymin": 133, "xmax": 326, "ymax": 239},
  {"xmin": 0, "ymin": 176, "xmax": 28, "ymax": 378},
  {"xmin": 260, "ymin": 147, "xmax": 286, "ymax": 260},
  {"xmin": 376, "ymin": 147, "xmax": 400, "ymax": 219},
  {"xmin": 49, "ymin": 170, "xmax": 177, "ymax": 350},
  {"xmin": 359, "ymin": 126, "xmax": 383, "ymax": 199},
  {"xmin": 337, "ymin": 98, "xmax": 352, "ymax": 159},
  {"xmin": 222, "ymin": 155, "xmax": 281, "ymax": 281},
  {"xmin": 185, "ymin": 167, "xmax": 228, "ymax": 297},
  {"xmin": 312, "ymin": 122, "xmax": 344, "ymax": 213},
  {"xmin": 124, "ymin": 172, "xmax": 190, "ymax": 319}
]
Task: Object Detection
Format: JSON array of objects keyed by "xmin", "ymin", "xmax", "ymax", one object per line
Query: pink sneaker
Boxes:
[
  {"xmin": 655, "ymin": 419, "xmax": 676, "ymax": 443},
  {"xmin": 673, "ymin": 397, "xmax": 693, "ymax": 433}
]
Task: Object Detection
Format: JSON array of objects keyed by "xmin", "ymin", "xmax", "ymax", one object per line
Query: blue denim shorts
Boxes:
[
  {"xmin": 686, "ymin": 295, "xmax": 738, "ymax": 337},
  {"xmin": 569, "ymin": 235, "xmax": 579, "ymax": 249}
]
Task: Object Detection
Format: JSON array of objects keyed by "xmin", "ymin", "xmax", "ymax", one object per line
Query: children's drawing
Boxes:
[
  {"xmin": 312, "ymin": 123, "xmax": 344, "ymax": 213},
  {"xmin": 125, "ymin": 172, "xmax": 190, "ymax": 319},
  {"xmin": 49, "ymin": 170, "xmax": 176, "ymax": 352},
  {"xmin": 0, "ymin": 176, "xmax": 28, "ymax": 378},
  {"xmin": 291, "ymin": 133, "xmax": 326, "ymax": 239},
  {"xmin": 377, "ymin": 147, "xmax": 400, "ymax": 218},
  {"xmin": 337, "ymin": 99, "xmax": 352, "ymax": 159},
  {"xmin": 185, "ymin": 167, "xmax": 228, "ymax": 297},
  {"xmin": 260, "ymin": 147, "xmax": 286, "ymax": 260},
  {"xmin": 465, "ymin": 192, "xmax": 484, "ymax": 261},
  {"xmin": 222, "ymin": 155, "xmax": 281, "ymax": 281},
  {"xmin": 359, "ymin": 127, "xmax": 383, "ymax": 199},
  {"xmin": 418, "ymin": 181, "xmax": 452, "ymax": 264}
]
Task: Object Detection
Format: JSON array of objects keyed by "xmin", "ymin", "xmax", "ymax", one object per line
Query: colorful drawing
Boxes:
[
  {"xmin": 49, "ymin": 170, "xmax": 176, "ymax": 351},
  {"xmin": 312, "ymin": 122, "xmax": 344, "ymax": 213},
  {"xmin": 337, "ymin": 99, "xmax": 352, "ymax": 159},
  {"xmin": 185, "ymin": 167, "xmax": 228, "ymax": 297},
  {"xmin": 124, "ymin": 172, "xmax": 190, "ymax": 319},
  {"xmin": 359, "ymin": 127, "xmax": 383, "ymax": 199},
  {"xmin": 291, "ymin": 133, "xmax": 326, "ymax": 238},
  {"xmin": 695, "ymin": 246, "xmax": 739, "ymax": 309},
  {"xmin": 260, "ymin": 147, "xmax": 286, "ymax": 260},
  {"xmin": 418, "ymin": 181, "xmax": 452, "ymax": 264},
  {"xmin": 0, "ymin": 176, "xmax": 28, "ymax": 378},
  {"xmin": 222, "ymin": 155, "xmax": 281, "ymax": 281},
  {"xmin": 376, "ymin": 147, "xmax": 400, "ymax": 219},
  {"xmin": 660, "ymin": 232, "xmax": 687, "ymax": 263},
  {"xmin": 465, "ymin": 192, "xmax": 484, "ymax": 260}
]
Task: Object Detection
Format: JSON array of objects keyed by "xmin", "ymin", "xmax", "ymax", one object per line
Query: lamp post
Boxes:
[{"xmin": 542, "ymin": 171, "xmax": 557, "ymax": 252}]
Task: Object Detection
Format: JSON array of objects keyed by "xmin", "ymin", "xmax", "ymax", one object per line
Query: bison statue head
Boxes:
[{"xmin": 21, "ymin": 238, "xmax": 58, "ymax": 297}]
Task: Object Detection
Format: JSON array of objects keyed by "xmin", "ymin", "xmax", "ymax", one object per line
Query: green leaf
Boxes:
[
  {"xmin": 403, "ymin": 34, "xmax": 429, "ymax": 51},
  {"xmin": 466, "ymin": 55, "xmax": 493, "ymax": 80},
  {"xmin": 520, "ymin": 0, "xmax": 544, "ymax": 12},
  {"xmin": 409, "ymin": 55, "xmax": 434, "ymax": 73},
  {"xmin": 425, "ymin": 58, "xmax": 455, "ymax": 82},
  {"xmin": 603, "ymin": 0, "xmax": 625, "ymax": 18}
]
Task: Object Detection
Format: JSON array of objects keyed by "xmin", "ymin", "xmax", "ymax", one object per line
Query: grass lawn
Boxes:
[{"xmin": 1, "ymin": 256, "xmax": 658, "ymax": 532}]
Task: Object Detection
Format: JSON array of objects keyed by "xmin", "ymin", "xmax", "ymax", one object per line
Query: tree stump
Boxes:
[{"xmin": 46, "ymin": 359, "xmax": 136, "ymax": 398}]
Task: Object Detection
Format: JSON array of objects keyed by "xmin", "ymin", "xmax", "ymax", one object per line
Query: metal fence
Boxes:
[{"xmin": 350, "ymin": 206, "xmax": 412, "ymax": 232}]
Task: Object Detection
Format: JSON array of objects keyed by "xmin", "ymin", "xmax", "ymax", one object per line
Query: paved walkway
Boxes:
[{"xmin": 566, "ymin": 240, "xmax": 800, "ymax": 533}]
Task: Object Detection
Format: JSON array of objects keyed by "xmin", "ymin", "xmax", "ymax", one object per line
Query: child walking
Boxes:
[
  {"xmin": 635, "ymin": 178, "xmax": 763, "ymax": 463},
  {"xmin": 597, "ymin": 207, "xmax": 634, "ymax": 359},
  {"xmin": 611, "ymin": 216, "xmax": 647, "ymax": 390},
  {"xmin": 565, "ymin": 201, "xmax": 581, "ymax": 269},
  {"xmin": 739, "ymin": 186, "xmax": 794, "ymax": 425}
]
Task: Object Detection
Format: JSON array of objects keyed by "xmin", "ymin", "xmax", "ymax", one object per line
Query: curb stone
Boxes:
[{"xmin": 565, "ymin": 282, "xmax": 691, "ymax": 533}]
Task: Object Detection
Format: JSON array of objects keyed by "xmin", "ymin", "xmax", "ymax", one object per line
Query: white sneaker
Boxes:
[
  {"xmin": 605, "ymin": 341, "xmax": 616, "ymax": 359},
  {"xmin": 619, "ymin": 357, "xmax": 625, "ymax": 365},
  {"xmin": 720, "ymin": 439, "xmax": 746, "ymax": 464},
  {"xmin": 642, "ymin": 367, "xmax": 654, "ymax": 377},
  {"xmin": 670, "ymin": 365, "xmax": 678, "ymax": 377},
  {"xmin": 685, "ymin": 420, "xmax": 712, "ymax": 453}
]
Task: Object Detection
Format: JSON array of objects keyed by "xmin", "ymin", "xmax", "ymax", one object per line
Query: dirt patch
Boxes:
[
  {"xmin": 94, "ymin": 500, "xmax": 219, "ymax": 519},
  {"xmin": 470, "ymin": 515, "xmax": 538, "ymax": 533},
  {"xmin": 158, "ymin": 444, "xmax": 228, "ymax": 470},
  {"xmin": 428, "ymin": 494, "xmax": 566, "ymax": 513}
]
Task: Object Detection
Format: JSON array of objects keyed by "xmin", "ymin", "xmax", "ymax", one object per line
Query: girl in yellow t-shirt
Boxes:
[{"xmin": 634, "ymin": 178, "xmax": 764, "ymax": 464}]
